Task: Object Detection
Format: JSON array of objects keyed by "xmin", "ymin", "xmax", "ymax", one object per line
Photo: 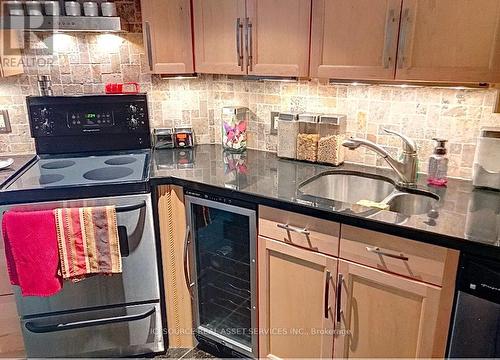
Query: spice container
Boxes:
[
  {"xmin": 174, "ymin": 127, "xmax": 194, "ymax": 148},
  {"xmin": 296, "ymin": 113, "xmax": 320, "ymax": 162},
  {"xmin": 221, "ymin": 106, "xmax": 248, "ymax": 152},
  {"xmin": 317, "ymin": 114, "xmax": 347, "ymax": 166},
  {"xmin": 277, "ymin": 112, "xmax": 299, "ymax": 159}
]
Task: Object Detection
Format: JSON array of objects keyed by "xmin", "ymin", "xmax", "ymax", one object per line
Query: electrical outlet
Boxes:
[
  {"xmin": 270, "ymin": 111, "xmax": 279, "ymax": 135},
  {"xmin": 0, "ymin": 110, "xmax": 11, "ymax": 134}
]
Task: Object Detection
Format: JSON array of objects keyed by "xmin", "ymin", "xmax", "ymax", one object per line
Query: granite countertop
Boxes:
[
  {"xmin": 0, "ymin": 154, "xmax": 36, "ymax": 187},
  {"xmin": 151, "ymin": 145, "xmax": 500, "ymax": 259}
]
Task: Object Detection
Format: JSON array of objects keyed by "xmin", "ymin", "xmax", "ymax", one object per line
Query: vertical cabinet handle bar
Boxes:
[
  {"xmin": 244, "ymin": 18, "xmax": 250, "ymax": 72},
  {"xmin": 247, "ymin": 18, "xmax": 253, "ymax": 72},
  {"xmin": 382, "ymin": 9, "xmax": 396, "ymax": 69},
  {"xmin": 365, "ymin": 246, "xmax": 409, "ymax": 261},
  {"xmin": 236, "ymin": 18, "xmax": 242, "ymax": 67},
  {"xmin": 397, "ymin": 8, "xmax": 410, "ymax": 69},
  {"xmin": 145, "ymin": 21, "xmax": 153, "ymax": 71},
  {"xmin": 336, "ymin": 273, "xmax": 343, "ymax": 327},
  {"xmin": 324, "ymin": 270, "xmax": 331, "ymax": 319},
  {"xmin": 183, "ymin": 226, "xmax": 194, "ymax": 298}
]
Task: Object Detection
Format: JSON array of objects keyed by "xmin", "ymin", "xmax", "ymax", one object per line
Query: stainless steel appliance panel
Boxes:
[
  {"xmin": 21, "ymin": 302, "xmax": 163, "ymax": 358},
  {"xmin": 1, "ymin": 194, "xmax": 160, "ymax": 316}
]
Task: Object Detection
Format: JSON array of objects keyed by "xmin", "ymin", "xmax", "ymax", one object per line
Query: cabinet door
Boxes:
[
  {"xmin": 246, "ymin": 0, "xmax": 311, "ymax": 77},
  {"xmin": 156, "ymin": 185, "xmax": 194, "ymax": 348},
  {"xmin": 258, "ymin": 237, "xmax": 336, "ymax": 359},
  {"xmin": 141, "ymin": 0, "xmax": 194, "ymax": 74},
  {"xmin": 334, "ymin": 259, "xmax": 447, "ymax": 358},
  {"xmin": 310, "ymin": 0, "xmax": 402, "ymax": 80},
  {"xmin": 396, "ymin": 0, "xmax": 500, "ymax": 83},
  {"xmin": 0, "ymin": 295, "xmax": 24, "ymax": 357},
  {"xmin": 193, "ymin": 0, "xmax": 246, "ymax": 75}
]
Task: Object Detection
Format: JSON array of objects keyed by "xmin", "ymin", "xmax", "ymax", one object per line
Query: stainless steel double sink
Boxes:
[{"xmin": 298, "ymin": 170, "xmax": 439, "ymax": 216}]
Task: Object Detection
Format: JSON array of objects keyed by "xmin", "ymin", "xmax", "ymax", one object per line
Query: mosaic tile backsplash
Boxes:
[{"xmin": 0, "ymin": 2, "xmax": 499, "ymax": 179}]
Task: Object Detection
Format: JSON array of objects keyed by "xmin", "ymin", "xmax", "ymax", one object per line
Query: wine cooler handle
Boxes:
[{"xmin": 183, "ymin": 226, "xmax": 194, "ymax": 298}]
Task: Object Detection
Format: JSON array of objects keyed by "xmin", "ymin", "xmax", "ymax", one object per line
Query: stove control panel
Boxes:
[
  {"xmin": 27, "ymin": 94, "xmax": 151, "ymax": 154},
  {"xmin": 27, "ymin": 94, "xmax": 150, "ymax": 137}
]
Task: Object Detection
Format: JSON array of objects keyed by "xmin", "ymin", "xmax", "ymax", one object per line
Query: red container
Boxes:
[{"xmin": 105, "ymin": 82, "xmax": 140, "ymax": 94}]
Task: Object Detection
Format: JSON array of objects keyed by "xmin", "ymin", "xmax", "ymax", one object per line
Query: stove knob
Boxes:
[
  {"xmin": 128, "ymin": 115, "xmax": 139, "ymax": 129},
  {"xmin": 129, "ymin": 104, "xmax": 138, "ymax": 113}
]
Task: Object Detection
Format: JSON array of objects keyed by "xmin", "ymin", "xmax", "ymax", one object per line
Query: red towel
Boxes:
[{"xmin": 2, "ymin": 210, "xmax": 62, "ymax": 297}]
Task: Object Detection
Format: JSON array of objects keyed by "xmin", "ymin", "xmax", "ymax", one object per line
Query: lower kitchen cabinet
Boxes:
[
  {"xmin": 0, "ymin": 295, "xmax": 24, "ymax": 357},
  {"xmin": 334, "ymin": 259, "xmax": 449, "ymax": 358},
  {"xmin": 156, "ymin": 185, "xmax": 194, "ymax": 348},
  {"xmin": 258, "ymin": 236, "xmax": 336, "ymax": 359}
]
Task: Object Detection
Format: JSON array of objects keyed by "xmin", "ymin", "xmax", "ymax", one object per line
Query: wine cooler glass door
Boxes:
[{"xmin": 186, "ymin": 195, "xmax": 257, "ymax": 357}]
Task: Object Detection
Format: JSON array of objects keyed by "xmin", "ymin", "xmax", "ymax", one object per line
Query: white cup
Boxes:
[
  {"xmin": 65, "ymin": 1, "xmax": 81, "ymax": 16},
  {"xmin": 101, "ymin": 1, "xmax": 117, "ymax": 17},
  {"xmin": 83, "ymin": 1, "xmax": 98, "ymax": 16}
]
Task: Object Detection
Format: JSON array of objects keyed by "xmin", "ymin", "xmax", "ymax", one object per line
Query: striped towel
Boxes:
[{"xmin": 54, "ymin": 206, "xmax": 122, "ymax": 282}]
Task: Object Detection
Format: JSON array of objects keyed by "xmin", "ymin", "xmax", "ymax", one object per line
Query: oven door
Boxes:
[
  {"xmin": 3, "ymin": 193, "xmax": 160, "ymax": 316},
  {"xmin": 21, "ymin": 302, "xmax": 163, "ymax": 358}
]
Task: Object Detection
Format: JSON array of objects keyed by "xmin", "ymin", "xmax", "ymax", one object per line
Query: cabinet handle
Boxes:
[
  {"xmin": 246, "ymin": 18, "xmax": 253, "ymax": 72},
  {"xmin": 324, "ymin": 270, "xmax": 331, "ymax": 319},
  {"xmin": 236, "ymin": 18, "xmax": 243, "ymax": 69},
  {"xmin": 366, "ymin": 246, "xmax": 409, "ymax": 261},
  {"xmin": 144, "ymin": 21, "xmax": 153, "ymax": 72},
  {"xmin": 336, "ymin": 273, "xmax": 343, "ymax": 328},
  {"xmin": 277, "ymin": 223, "xmax": 310, "ymax": 235},
  {"xmin": 397, "ymin": 8, "xmax": 411, "ymax": 69},
  {"xmin": 183, "ymin": 226, "xmax": 194, "ymax": 298},
  {"xmin": 382, "ymin": 9, "xmax": 396, "ymax": 69}
]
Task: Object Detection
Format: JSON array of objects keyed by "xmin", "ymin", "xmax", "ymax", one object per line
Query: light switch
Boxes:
[{"xmin": 0, "ymin": 110, "xmax": 12, "ymax": 133}]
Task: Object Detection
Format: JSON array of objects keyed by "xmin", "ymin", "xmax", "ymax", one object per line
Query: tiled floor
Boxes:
[{"xmin": 155, "ymin": 346, "xmax": 218, "ymax": 359}]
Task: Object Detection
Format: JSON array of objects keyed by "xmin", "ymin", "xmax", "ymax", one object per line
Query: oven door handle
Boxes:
[
  {"xmin": 116, "ymin": 201, "xmax": 146, "ymax": 213},
  {"xmin": 24, "ymin": 306, "xmax": 156, "ymax": 333}
]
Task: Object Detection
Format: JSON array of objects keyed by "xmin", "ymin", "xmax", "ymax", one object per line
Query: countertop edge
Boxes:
[{"xmin": 151, "ymin": 175, "xmax": 499, "ymax": 260}]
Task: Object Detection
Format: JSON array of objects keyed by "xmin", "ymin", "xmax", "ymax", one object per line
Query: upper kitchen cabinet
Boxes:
[
  {"xmin": 193, "ymin": 0, "xmax": 311, "ymax": 77},
  {"xmin": 141, "ymin": 0, "xmax": 194, "ymax": 75},
  {"xmin": 310, "ymin": 0, "xmax": 402, "ymax": 80},
  {"xmin": 395, "ymin": 0, "xmax": 500, "ymax": 83},
  {"xmin": 245, "ymin": 0, "xmax": 311, "ymax": 77},
  {"xmin": 193, "ymin": 0, "xmax": 247, "ymax": 75}
]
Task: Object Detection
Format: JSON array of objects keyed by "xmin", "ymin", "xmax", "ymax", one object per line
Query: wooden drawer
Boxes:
[
  {"xmin": 258, "ymin": 206, "xmax": 340, "ymax": 257},
  {"xmin": 340, "ymin": 225, "xmax": 459, "ymax": 286},
  {"xmin": 0, "ymin": 236, "xmax": 12, "ymax": 296},
  {"xmin": 0, "ymin": 295, "xmax": 24, "ymax": 357}
]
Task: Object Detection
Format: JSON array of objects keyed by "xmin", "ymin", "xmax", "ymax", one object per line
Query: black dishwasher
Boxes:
[
  {"xmin": 448, "ymin": 254, "xmax": 500, "ymax": 357},
  {"xmin": 184, "ymin": 190, "xmax": 257, "ymax": 358}
]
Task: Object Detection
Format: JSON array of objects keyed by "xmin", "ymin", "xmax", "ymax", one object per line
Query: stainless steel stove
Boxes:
[{"xmin": 0, "ymin": 94, "xmax": 164, "ymax": 358}]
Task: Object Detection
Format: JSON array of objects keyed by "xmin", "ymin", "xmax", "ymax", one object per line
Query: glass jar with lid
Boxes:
[
  {"xmin": 221, "ymin": 106, "xmax": 249, "ymax": 152},
  {"xmin": 317, "ymin": 114, "xmax": 347, "ymax": 166},
  {"xmin": 277, "ymin": 112, "xmax": 299, "ymax": 159},
  {"xmin": 296, "ymin": 113, "xmax": 320, "ymax": 162}
]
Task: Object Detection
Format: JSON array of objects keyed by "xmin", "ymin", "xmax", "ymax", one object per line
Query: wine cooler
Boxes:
[{"xmin": 184, "ymin": 190, "xmax": 257, "ymax": 357}]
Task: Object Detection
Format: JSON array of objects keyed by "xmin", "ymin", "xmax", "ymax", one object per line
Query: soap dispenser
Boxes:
[{"xmin": 427, "ymin": 138, "xmax": 448, "ymax": 186}]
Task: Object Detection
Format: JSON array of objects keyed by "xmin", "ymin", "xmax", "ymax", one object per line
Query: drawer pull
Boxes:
[
  {"xmin": 324, "ymin": 270, "xmax": 331, "ymax": 319},
  {"xmin": 277, "ymin": 223, "xmax": 310, "ymax": 235},
  {"xmin": 366, "ymin": 246, "xmax": 409, "ymax": 261},
  {"xmin": 336, "ymin": 273, "xmax": 343, "ymax": 328}
]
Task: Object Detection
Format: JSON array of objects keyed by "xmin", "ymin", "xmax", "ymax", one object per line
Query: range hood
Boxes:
[{"xmin": 1, "ymin": 16, "xmax": 125, "ymax": 32}]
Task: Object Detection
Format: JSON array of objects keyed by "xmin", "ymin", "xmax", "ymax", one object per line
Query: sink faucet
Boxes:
[{"xmin": 342, "ymin": 128, "xmax": 418, "ymax": 188}]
